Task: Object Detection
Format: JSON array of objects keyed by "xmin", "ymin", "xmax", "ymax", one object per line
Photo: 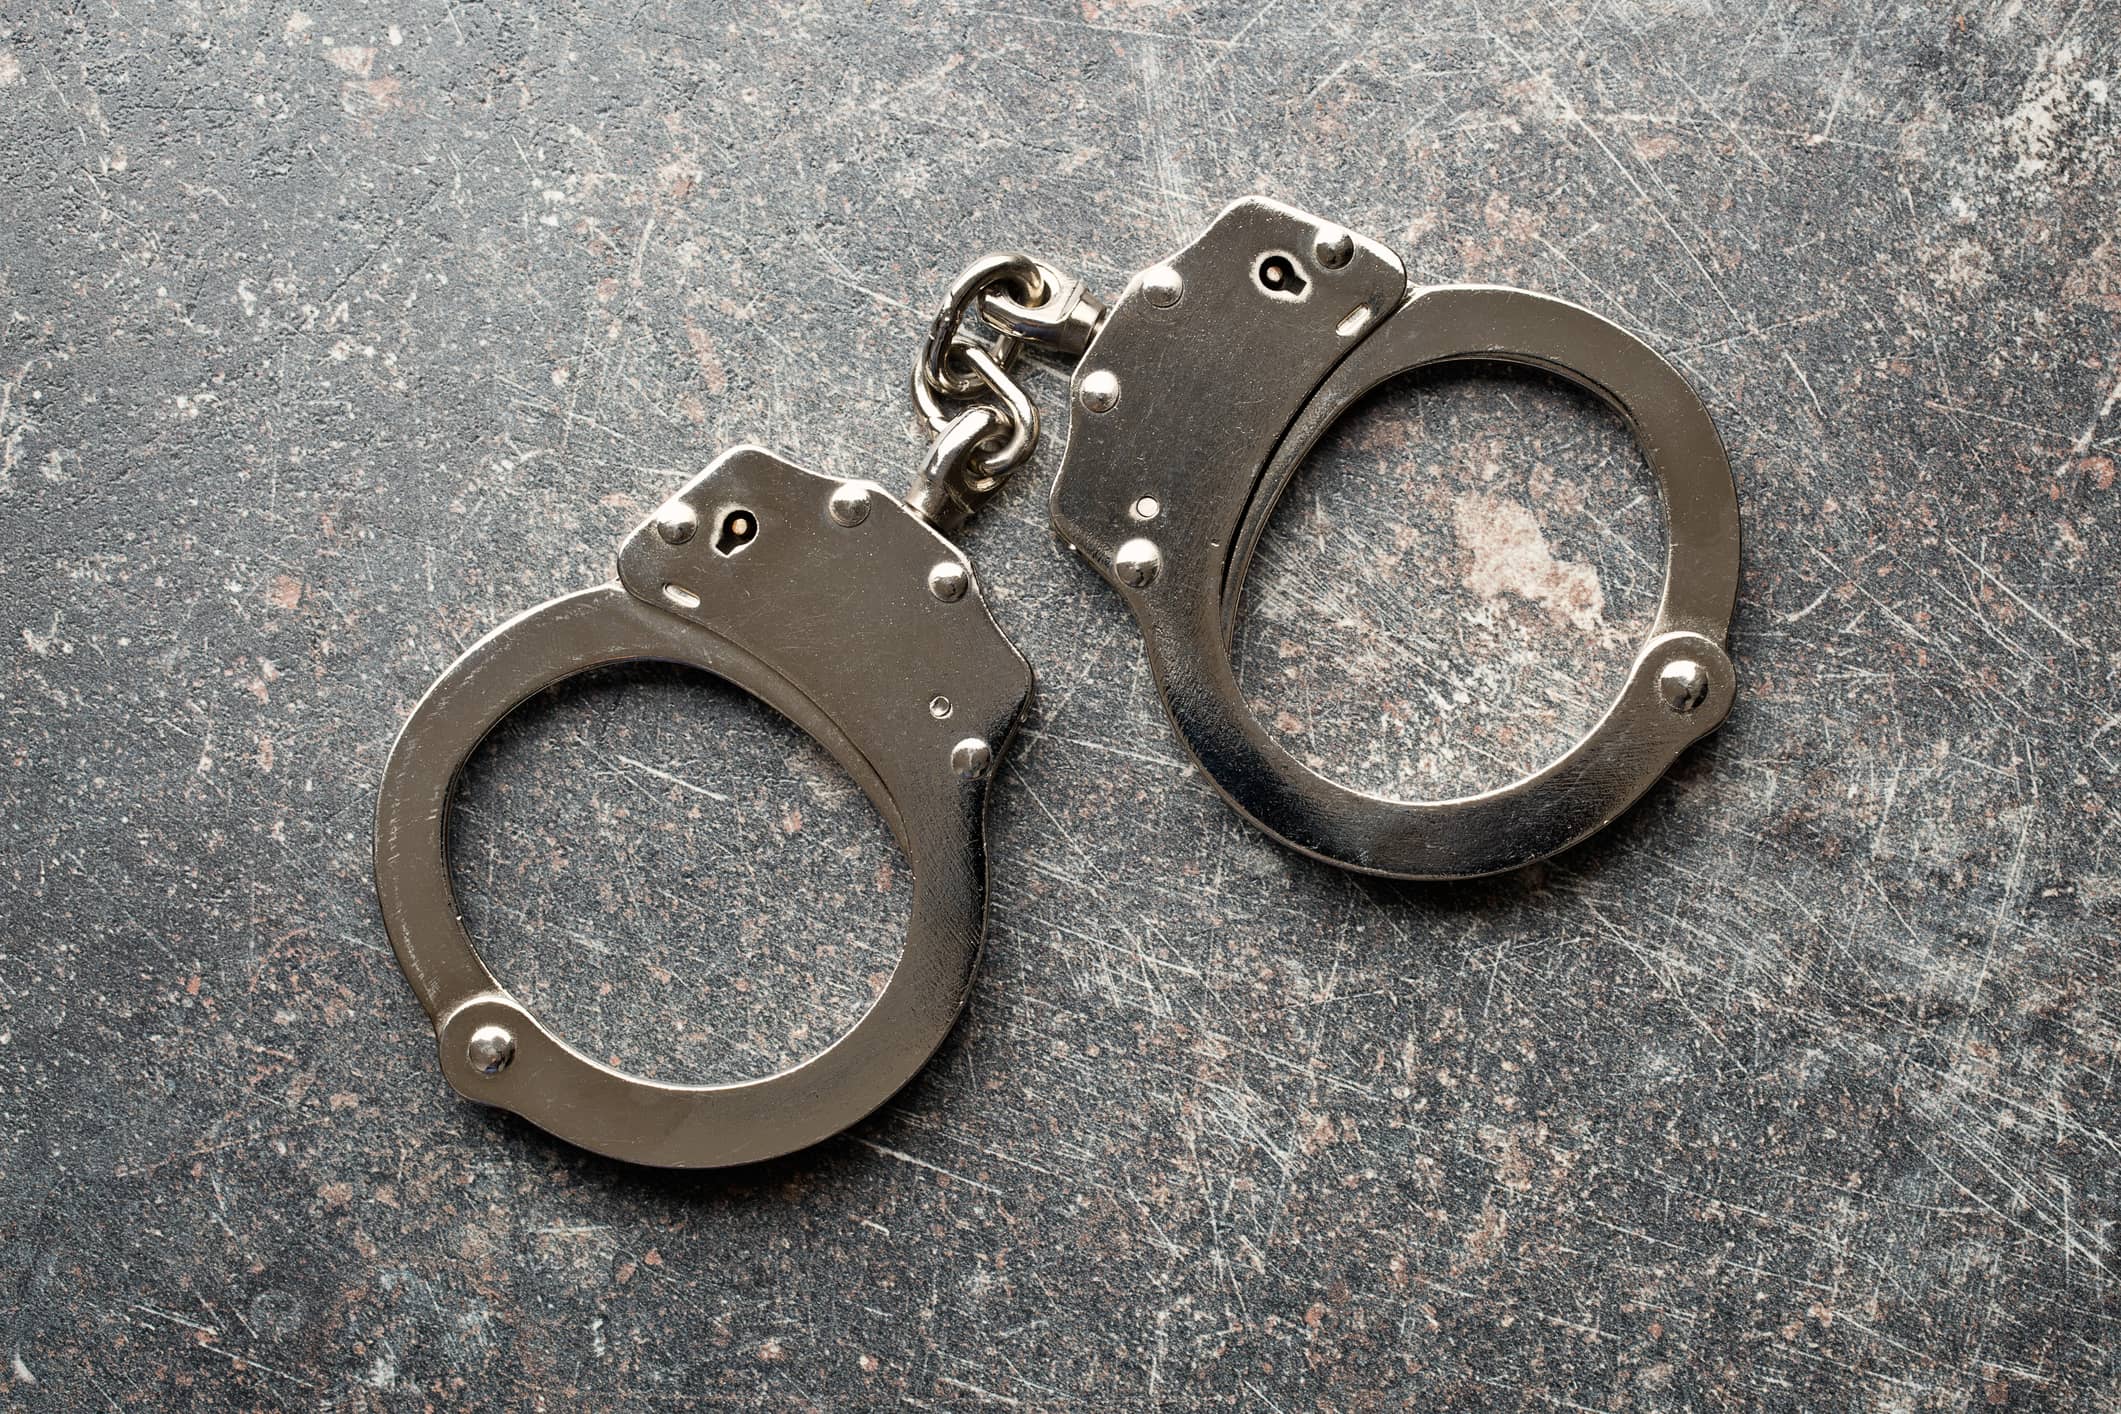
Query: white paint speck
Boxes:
[
  {"xmin": 1937, "ymin": 239, "xmax": 1996, "ymax": 294},
  {"xmin": 2002, "ymin": 44, "xmax": 2087, "ymax": 179},
  {"xmin": 325, "ymin": 45, "xmax": 375, "ymax": 77},
  {"xmin": 1452, "ymin": 492, "xmax": 1607, "ymax": 634},
  {"xmin": 21, "ymin": 612, "xmax": 66, "ymax": 657}
]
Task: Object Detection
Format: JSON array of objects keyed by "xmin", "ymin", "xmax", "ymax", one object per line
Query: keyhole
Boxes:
[
  {"xmin": 1257, "ymin": 254, "xmax": 1308, "ymax": 299},
  {"xmin": 714, "ymin": 508, "xmax": 758, "ymax": 556}
]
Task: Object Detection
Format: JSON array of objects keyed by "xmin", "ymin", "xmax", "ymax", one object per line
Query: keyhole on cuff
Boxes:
[
  {"xmin": 1257, "ymin": 254, "xmax": 1309, "ymax": 299},
  {"xmin": 715, "ymin": 508, "xmax": 759, "ymax": 556}
]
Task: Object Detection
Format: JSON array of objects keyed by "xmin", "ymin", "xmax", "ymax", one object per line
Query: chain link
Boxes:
[
  {"xmin": 919, "ymin": 254, "xmax": 1043, "ymax": 400},
  {"xmin": 912, "ymin": 337, "xmax": 1036, "ymax": 473},
  {"xmin": 904, "ymin": 251, "xmax": 1107, "ymax": 534},
  {"xmin": 911, "ymin": 256, "xmax": 1044, "ymax": 478}
]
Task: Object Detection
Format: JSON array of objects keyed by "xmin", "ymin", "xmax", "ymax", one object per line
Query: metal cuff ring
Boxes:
[
  {"xmin": 374, "ymin": 448, "xmax": 1032, "ymax": 1167},
  {"xmin": 1050, "ymin": 198, "xmax": 1739, "ymax": 880}
]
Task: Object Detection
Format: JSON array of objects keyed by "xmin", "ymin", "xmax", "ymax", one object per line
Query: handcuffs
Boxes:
[{"xmin": 374, "ymin": 197, "xmax": 1739, "ymax": 1167}]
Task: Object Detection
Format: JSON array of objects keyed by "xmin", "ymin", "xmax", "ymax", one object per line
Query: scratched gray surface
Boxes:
[{"xmin": 2, "ymin": 1, "xmax": 2117, "ymax": 1408}]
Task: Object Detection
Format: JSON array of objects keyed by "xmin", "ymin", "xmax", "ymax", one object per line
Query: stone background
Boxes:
[{"xmin": 2, "ymin": 1, "xmax": 2117, "ymax": 1408}]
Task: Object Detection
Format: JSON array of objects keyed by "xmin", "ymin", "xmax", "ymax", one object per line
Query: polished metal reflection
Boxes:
[
  {"xmin": 1048, "ymin": 196, "xmax": 1741, "ymax": 879},
  {"xmin": 378, "ymin": 193, "xmax": 1744, "ymax": 1173},
  {"xmin": 375, "ymin": 448, "xmax": 1031, "ymax": 1168}
]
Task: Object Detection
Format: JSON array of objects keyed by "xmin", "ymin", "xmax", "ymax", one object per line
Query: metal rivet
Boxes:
[
  {"xmin": 928, "ymin": 561, "xmax": 968, "ymax": 603},
  {"xmin": 467, "ymin": 1024, "xmax": 516, "ymax": 1077},
  {"xmin": 1141, "ymin": 265, "xmax": 1183, "ymax": 308},
  {"xmin": 928, "ymin": 694, "xmax": 953, "ymax": 720},
  {"xmin": 950, "ymin": 737, "xmax": 993, "ymax": 780},
  {"xmin": 1129, "ymin": 496, "xmax": 1161, "ymax": 523},
  {"xmin": 828, "ymin": 482, "xmax": 871, "ymax": 527},
  {"xmin": 1314, "ymin": 225, "xmax": 1354, "ymax": 269},
  {"xmin": 654, "ymin": 503, "xmax": 697, "ymax": 545},
  {"xmin": 1658, "ymin": 659, "xmax": 1710, "ymax": 714},
  {"xmin": 1114, "ymin": 537, "xmax": 1162, "ymax": 588},
  {"xmin": 1079, "ymin": 369, "xmax": 1121, "ymax": 414}
]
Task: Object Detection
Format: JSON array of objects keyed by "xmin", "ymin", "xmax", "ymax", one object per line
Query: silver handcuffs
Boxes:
[{"xmin": 374, "ymin": 197, "xmax": 1739, "ymax": 1167}]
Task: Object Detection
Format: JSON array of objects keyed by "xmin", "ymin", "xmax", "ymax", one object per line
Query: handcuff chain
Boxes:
[{"xmin": 905, "ymin": 251, "xmax": 1107, "ymax": 535}]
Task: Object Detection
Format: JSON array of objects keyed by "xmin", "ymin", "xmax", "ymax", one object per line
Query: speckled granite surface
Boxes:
[{"xmin": 3, "ymin": 2, "xmax": 2117, "ymax": 1408}]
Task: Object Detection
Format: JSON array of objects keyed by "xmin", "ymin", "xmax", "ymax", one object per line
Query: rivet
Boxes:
[
  {"xmin": 1129, "ymin": 496, "xmax": 1161, "ymax": 523},
  {"xmin": 1658, "ymin": 659, "xmax": 1710, "ymax": 714},
  {"xmin": 928, "ymin": 694, "xmax": 954, "ymax": 720},
  {"xmin": 928, "ymin": 561, "xmax": 969, "ymax": 603},
  {"xmin": 828, "ymin": 482, "xmax": 871, "ymax": 527},
  {"xmin": 1079, "ymin": 369, "xmax": 1121, "ymax": 414},
  {"xmin": 466, "ymin": 1024, "xmax": 517, "ymax": 1077},
  {"xmin": 1114, "ymin": 537, "xmax": 1162, "ymax": 589},
  {"xmin": 1141, "ymin": 265, "xmax": 1184, "ymax": 308},
  {"xmin": 1314, "ymin": 225, "xmax": 1354, "ymax": 269},
  {"xmin": 654, "ymin": 503, "xmax": 697, "ymax": 545},
  {"xmin": 950, "ymin": 737, "xmax": 993, "ymax": 780}
]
